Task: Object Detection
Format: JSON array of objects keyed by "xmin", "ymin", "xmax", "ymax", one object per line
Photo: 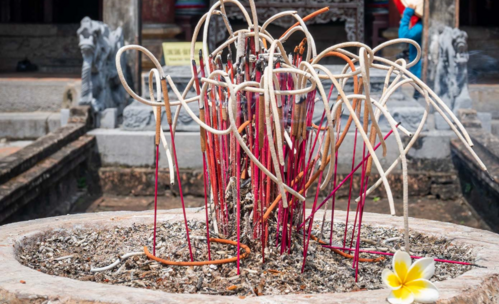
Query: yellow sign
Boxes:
[{"xmin": 162, "ymin": 42, "xmax": 203, "ymax": 66}]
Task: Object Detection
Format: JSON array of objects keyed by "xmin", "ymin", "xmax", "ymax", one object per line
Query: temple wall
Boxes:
[{"xmin": 0, "ymin": 23, "xmax": 81, "ymax": 73}]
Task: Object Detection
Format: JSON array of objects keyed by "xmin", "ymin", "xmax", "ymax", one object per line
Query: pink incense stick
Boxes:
[
  {"xmin": 193, "ymin": 60, "xmax": 212, "ymax": 260},
  {"xmin": 301, "ymin": 171, "xmax": 324, "ymax": 273},
  {"xmin": 299, "ymin": 124, "xmax": 400, "ymax": 229},
  {"xmin": 153, "ymin": 144, "xmax": 160, "ymax": 256},
  {"xmin": 328, "ymin": 120, "xmax": 342, "ymax": 245},
  {"xmin": 322, "ymin": 245, "xmax": 482, "ymax": 267},
  {"xmin": 354, "ymin": 175, "xmax": 369, "ymax": 281},
  {"xmin": 343, "ymin": 127, "xmax": 358, "ymax": 248},
  {"xmin": 170, "ymin": 132, "xmax": 195, "ymax": 262},
  {"xmin": 352, "ymin": 141, "xmax": 368, "ymax": 272}
]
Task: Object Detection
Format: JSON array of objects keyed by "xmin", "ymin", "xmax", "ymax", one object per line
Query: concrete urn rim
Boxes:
[{"xmin": 1, "ymin": 208, "xmax": 498, "ymax": 304}]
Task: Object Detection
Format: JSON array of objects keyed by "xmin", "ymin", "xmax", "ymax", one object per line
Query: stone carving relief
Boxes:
[
  {"xmin": 77, "ymin": 17, "xmax": 131, "ymax": 114},
  {"xmin": 122, "ymin": 66, "xmax": 199, "ymax": 132},
  {"xmin": 208, "ymin": 0, "xmax": 364, "ymax": 49}
]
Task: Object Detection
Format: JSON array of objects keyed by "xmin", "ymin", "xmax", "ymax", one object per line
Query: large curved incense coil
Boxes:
[{"xmin": 116, "ymin": 0, "xmax": 487, "ymax": 275}]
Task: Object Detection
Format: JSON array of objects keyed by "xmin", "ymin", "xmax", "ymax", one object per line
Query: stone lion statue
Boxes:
[
  {"xmin": 77, "ymin": 17, "xmax": 131, "ymax": 114},
  {"xmin": 431, "ymin": 27, "xmax": 472, "ymax": 113}
]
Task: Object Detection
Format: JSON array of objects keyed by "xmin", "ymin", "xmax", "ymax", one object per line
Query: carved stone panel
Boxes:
[{"xmin": 208, "ymin": 0, "xmax": 364, "ymax": 50}]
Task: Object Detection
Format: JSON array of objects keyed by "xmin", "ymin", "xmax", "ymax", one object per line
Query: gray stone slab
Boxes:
[
  {"xmin": 88, "ymin": 129, "xmax": 155, "ymax": 167},
  {"xmin": 122, "ymin": 101, "xmax": 153, "ymax": 130},
  {"xmin": 47, "ymin": 113, "xmax": 61, "ymax": 133},
  {"xmin": 142, "ymin": 64, "xmax": 400, "ymax": 101},
  {"xmin": 477, "ymin": 112, "xmax": 492, "ymax": 133},
  {"xmin": 426, "ymin": 113, "xmax": 436, "ymax": 131},
  {"xmin": 328, "ymin": 132, "xmax": 404, "ymax": 174},
  {"xmin": 90, "ymin": 129, "xmax": 204, "ymax": 168},
  {"xmin": 492, "ymin": 120, "xmax": 499, "ymax": 138},
  {"xmin": 126, "ymin": 94, "xmax": 414, "ymax": 133},
  {"xmin": 437, "ymin": 109, "xmax": 491, "ymax": 132},
  {"xmin": 0, "ymin": 112, "xmax": 52, "ymax": 139},
  {"xmin": 380, "ymin": 106, "xmax": 428, "ymax": 133},
  {"xmin": 92, "ymin": 127, "xmax": 458, "ymax": 174},
  {"xmin": 60, "ymin": 109, "xmax": 70, "ymax": 127},
  {"xmin": 98, "ymin": 108, "xmax": 118, "ymax": 129},
  {"xmin": 92, "ymin": 128, "xmax": 404, "ymax": 172},
  {"xmin": 407, "ymin": 130, "xmax": 456, "ymax": 160},
  {"xmin": 435, "ymin": 112, "xmax": 452, "ymax": 130},
  {"xmin": 159, "ymin": 132, "xmax": 203, "ymax": 169},
  {"xmin": 133, "ymin": 64, "xmax": 409, "ymax": 132}
]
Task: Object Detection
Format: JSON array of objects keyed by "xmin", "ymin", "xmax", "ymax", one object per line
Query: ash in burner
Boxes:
[{"xmin": 16, "ymin": 220, "xmax": 474, "ymax": 296}]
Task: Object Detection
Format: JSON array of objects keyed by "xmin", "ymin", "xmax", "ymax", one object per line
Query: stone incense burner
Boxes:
[{"xmin": 1, "ymin": 209, "xmax": 498, "ymax": 304}]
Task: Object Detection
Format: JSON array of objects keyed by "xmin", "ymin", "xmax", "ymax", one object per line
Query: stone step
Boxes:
[
  {"xmin": 0, "ymin": 106, "xmax": 94, "ymax": 224},
  {"xmin": 0, "ymin": 123, "xmax": 87, "ymax": 185},
  {"xmin": 0, "ymin": 112, "xmax": 62, "ymax": 140},
  {"xmin": 0, "ymin": 76, "xmax": 81, "ymax": 112},
  {"xmin": 0, "ymin": 140, "xmax": 32, "ymax": 160},
  {"xmin": 0, "ymin": 134, "xmax": 95, "ymax": 224}
]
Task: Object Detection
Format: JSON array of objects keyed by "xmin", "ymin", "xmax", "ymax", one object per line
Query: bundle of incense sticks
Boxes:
[{"xmin": 115, "ymin": 1, "xmax": 487, "ymax": 281}]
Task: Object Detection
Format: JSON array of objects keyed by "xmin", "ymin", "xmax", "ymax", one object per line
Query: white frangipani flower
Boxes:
[{"xmin": 382, "ymin": 250, "xmax": 439, "ymax": 304}]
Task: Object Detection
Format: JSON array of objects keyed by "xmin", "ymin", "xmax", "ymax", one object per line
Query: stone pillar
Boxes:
[{"xmin": 103, "ymin": 0, "xmax": 142, "ymax": 95}]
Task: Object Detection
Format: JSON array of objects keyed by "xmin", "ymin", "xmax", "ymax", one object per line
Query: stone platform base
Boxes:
[
  {"xmin": 0, "ymin": 209, "xmax": 498, "ymax": 303},
  {"xmin": 89, "ymin": 128, "xmax": 460, "ymax": 173},
  {"xmin": 88, "ymin": 127, "xmax": 462, "ymax": 201}
]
